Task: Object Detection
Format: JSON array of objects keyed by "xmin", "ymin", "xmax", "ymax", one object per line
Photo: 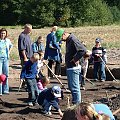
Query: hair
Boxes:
[
  {"xmin": 37, "ymin": 36, "xmax": 43, "ymax": 40},
  {"xmin": 75, "ymin": 102, "xmax": 110, "ymax": 120},
  {"xmin": 0, "ymin": 28, "xmax": 8, "ymax": 39},
  {"xmin": 32, "ymin": 53, "xmax": 39, "ymax": 61},
  {"xmin": 41, "ymin": 76, "xmax": 50, "ymax": 85},
  {"xmin": 51, "ymin": 26, "xmax": 58, "ymax": 32},
  {"xmin": 24, "ymin": 24, "xmax": 32, "ymax": 29}
]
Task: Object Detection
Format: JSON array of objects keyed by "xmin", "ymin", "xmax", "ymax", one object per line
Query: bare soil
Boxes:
[{"xmin": 0, "ymin": 49, "xmax": 120, "ymax": 120}]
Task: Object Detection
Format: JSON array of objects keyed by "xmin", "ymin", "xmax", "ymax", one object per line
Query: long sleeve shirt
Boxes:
[
  {"xmin": 20, "ymin": 60, "xmax": 38, "ymax": 79},
  {"xmin": 65, "ymin": 33, "xmax": 86, "ymax": 68}
]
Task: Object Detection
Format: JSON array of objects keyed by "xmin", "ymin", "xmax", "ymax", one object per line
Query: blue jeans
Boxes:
[
  {"xmin": 66, "ymin": 68, "xmax": 81, "ymax": 104},
  {"xmin": 0, "ymin": 58, "xmax": 9, "ymax": 95},
  {"xmin": 94, "ymin": 62, "xmax": 106, "ymax": 80},
  {"xmin": 26, "ymin": 78, "xmax": 39, "ymax": 103}
]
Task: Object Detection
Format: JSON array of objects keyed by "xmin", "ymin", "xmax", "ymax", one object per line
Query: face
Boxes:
[
  {"xmin": 37, "ymin": 37, "xmax": 43, "ymax": 44},
  {"xmin": 0, "ymin": 31, "xmax": 7, "ymax": 39},
  {"xmin": 25, "ymin": 26, "xmax": 32, "ymax": 34},
  {"xmin": 76, "ymin": 108, "xmax": 89, "ymax": 120},
  {"xmin": 61, "ymin": 33, "xmax": 67, "ymax": 41}
]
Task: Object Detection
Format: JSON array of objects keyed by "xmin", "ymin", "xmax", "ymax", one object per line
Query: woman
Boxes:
[
  {"xmin": 44, "ymin": 26, "xmax": 61, "ymax": 78},
  {"xmin": 62, "ymin": 102, "xmax": 115, "ymax": 120},
  {"xmin": 0, "ymin": 28, "xmax": 13, "ymax": 95},
  {"xmin": 75, "ymin": 103, "xmax": 113, "ymax": 120}
]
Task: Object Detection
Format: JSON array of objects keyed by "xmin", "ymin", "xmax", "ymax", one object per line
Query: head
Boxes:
[
  {"xmin": 41, "ymin": 76, "xmax": 50, "ymax": 86},
  {"xmin": 30, "ymin": 53, "xmax": 39, "ymax": 63},
  {"xmin": 75, "ymin": 103, "xmax": 110, "ymax": 120},
  {"xmin": 51, "ymin": 26, "xmax": 58, "ymax": 32},
  {"xmin": 55, "ymin": 28, "xmax": 64, "ymax": 42},
  {"xmin": 51, "ymin": 85, "xmax": 61, "ymax": 98},
  {"xmin": 0, "ymin": 28, "xmax": 8, "ymax": 39},
  {"xmin": 95, "ymin": 38, "xmax": 102, "ymax": 47},
  {"xmin": 61, "ymin": 31, "xmax": 70, "ymax": 42},
  {"xmin": 84, "ymin": 50, "xmax": 92, "ymax": 59},
  {"xmin": 37, "ymin": 36, "xmax": 43, "ymax": 44},
  {"xmin": 0, "ymin": 74, "xmax": 6, "ymax": 83},
  {"xmin": 24, "ymin": 24, "xmax": 32, "ymax": 34}
]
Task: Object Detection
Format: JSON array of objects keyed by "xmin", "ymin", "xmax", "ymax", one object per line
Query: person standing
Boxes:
[
  {"xmin": 92, "ymin": 38, "xmax": 107, "ymax": 82},
  {"xmin": 20, "ymin": 53, "xmax": 39, "ymax": 106},
  {"xmin": 0, "ymin": 28, "xmax": 13, "ymax": 95},
  {"xmin": 44, "ymin": 26, "xmax": 61, "ymax": 78},
  {"xmin": 62, "ymin": 31, "xmax": 86, "ymax": 104},
  {"xmin": 18, "ymin": 24, "xmax": 33, "ymax": 68}
]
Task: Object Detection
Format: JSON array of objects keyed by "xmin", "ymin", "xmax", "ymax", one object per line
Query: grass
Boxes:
[{"xmin": 1, "ymin": 25, "xmax": 120, "ymax": 60}]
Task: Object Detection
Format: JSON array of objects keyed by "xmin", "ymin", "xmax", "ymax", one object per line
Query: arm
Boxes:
[
  {"xmin": 32, "ymin": 42, "xmax": 37, "ymax": 53},
  {"xmin": 18, "ymin": 35, "xmax": 28, "ymax": 61},
  {"xmin": 71, "ymin": 40, "xmax": 86, "ymax": 63}
]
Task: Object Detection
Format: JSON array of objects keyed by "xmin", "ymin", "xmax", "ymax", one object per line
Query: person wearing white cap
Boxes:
[{"xmin": 37, "ymin": 85, "xmax": 63, "ymax": 117}]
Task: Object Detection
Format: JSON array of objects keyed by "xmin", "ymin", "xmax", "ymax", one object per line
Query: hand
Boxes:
[
  {"xmin": 58, "ymin": 109, "xmax": 63, "ymax": 117},
  {"xmin": 71, "ymin": 59, "xmax": 79, "ymax": 66},
  {"xmin": 24, "ymin": 57, "xmax": 28, "ymax": 62}
]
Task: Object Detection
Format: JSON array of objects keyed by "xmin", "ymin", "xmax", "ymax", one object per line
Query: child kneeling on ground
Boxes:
[{"xmin": 37, "ymin": 85, "xmax": 63, "ymax": 117}]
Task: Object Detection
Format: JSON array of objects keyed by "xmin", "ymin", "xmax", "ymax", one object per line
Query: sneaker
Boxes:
[
  {"xmin": 28, "ymin": 102, "xmax": 33, "ymax": 106},
  {"xmin": 94, "ymin": 79, "xmax": 99, "ymax": 81},
  {"xmin": 41, "ymin": 110, "xmax": 52, "ymax": 116},
  {"xmin": 101, "ymin": 80, "xmax": 105, "ymax": 82},
  {"xmin": 80, "ymin": 87, "xmax": 85, "ymax": 90}
]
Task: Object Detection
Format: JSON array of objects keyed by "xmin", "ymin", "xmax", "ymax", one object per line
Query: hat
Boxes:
[
  {"xmin": 52, "ymin": 85, "xmax": 61, "ymax": 98},
  {"xmin": 95, "ymin": 38, "xmax": 103, "ymax": 43},
  {"xmin": 0, "ymin": 74, "xmax": 6, "ymax": 82},
  {"xmin": 55, "ymin": 28, "xmax": 64, "ymax": 42}
]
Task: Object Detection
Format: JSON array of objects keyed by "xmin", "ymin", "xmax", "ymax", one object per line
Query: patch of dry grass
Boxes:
[{"xmin": 4, "ymin": 25, "xmax": 120, "ymax": 60}]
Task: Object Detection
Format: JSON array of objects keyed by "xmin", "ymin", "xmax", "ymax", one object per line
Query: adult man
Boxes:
[
  {"xmin": 62, "ymin": 31, "xmax": 86, "ymax": 104},
  {"xmin": 18, "ymin": 24, "xmax": 33, "ymax": 67}
]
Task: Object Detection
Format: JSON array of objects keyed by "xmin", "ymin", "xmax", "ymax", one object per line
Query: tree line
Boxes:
[{"xmin": 0, "ymin": 0, "xmax": 120, "ymax": 27}]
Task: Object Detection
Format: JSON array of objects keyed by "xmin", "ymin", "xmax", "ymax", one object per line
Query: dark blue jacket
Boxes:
[
  {"xmin": 65, "ymin": 33, "xmax": 86, "ymax": 68},
  {"xmin": 37, "ymin": 88, "xmax": 60, "ymax": 112},
  {"xmin": 20, "ymin": 60, "xmax": 38, "ymax": 79},
  {"xmin": 44, "ymin": 32, "xmax": 60, "ymax": 61}
]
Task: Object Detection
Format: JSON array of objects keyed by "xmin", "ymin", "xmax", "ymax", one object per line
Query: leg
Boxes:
[
  {"xmin": 26, "ymin": 79, "xmax": 36, "ymax": 103},
  {"xmin": 100, "ymin": 62, "xmax": 106, "ymax": 81},
  {"xmin": 55, "ymin": 61, "xmax": 61, "ymax": 76},
  {"xmin": 94, "ymin": 62, "xmax": 99, "ymax": 80},
  {"xmin": 66, "ymin": 68, "xmax": 81, "ymax": 104},
  {"xmin": 48, "ymin": 60, "xmax": 54, "ymax": 77},
  {"xmin": 2, "ymin": 59, "xmax": 9, "ymax": 94},
  {"xmin": 0, "ymin": 59, "xmax": 3, "ymax": 95}
]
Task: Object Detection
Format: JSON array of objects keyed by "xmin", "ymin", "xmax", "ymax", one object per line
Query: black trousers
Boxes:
[{"xmin": 48, "ymin": 60, "xmax": 61, "ymax": 77}]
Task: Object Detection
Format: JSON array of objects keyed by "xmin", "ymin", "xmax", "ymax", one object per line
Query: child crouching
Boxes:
[
  {"xmin": 37, "ymin": 76, "xmax": 50, "ymax": 93},
  {"xmin": 20, "ymin": 53, "xmax": 39, "ymax": 106},
  {"xmin": 37, "ymin": 85, "xmax": 63, "ymax": 117}
]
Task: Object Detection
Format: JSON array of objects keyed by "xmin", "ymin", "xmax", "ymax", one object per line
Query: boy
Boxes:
[
  {"xmin": 20, "ymin": 53, "xmax": 39, "ymax": 106},
  {"xmin": 37, "ymin": 85, "xmax": 63, "ymax": 117},
  {"xmin": 92, "ymin": 38, "xmax": 107, "ymax": 82}
]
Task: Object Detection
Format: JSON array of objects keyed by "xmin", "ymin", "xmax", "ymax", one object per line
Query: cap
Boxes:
[
  {"xmin": 55, "ymin": 28, "xmax": 64, "ymax": 42},
  {"xmin": 95, "ymin": 38, "xmax": 103, "ymax": 43},
  {"xmin": 52, "ymin": 85, "xmax": 61, "ymax": 98},
  {"xmin": 0, "ymin": 74, "xmax": 6, "ymax": 82}
]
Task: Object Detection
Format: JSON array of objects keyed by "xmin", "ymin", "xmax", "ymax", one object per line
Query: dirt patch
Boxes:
[{"xmin": 0, "ymin": 49, "xmax": 120, "ymax": 120}]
